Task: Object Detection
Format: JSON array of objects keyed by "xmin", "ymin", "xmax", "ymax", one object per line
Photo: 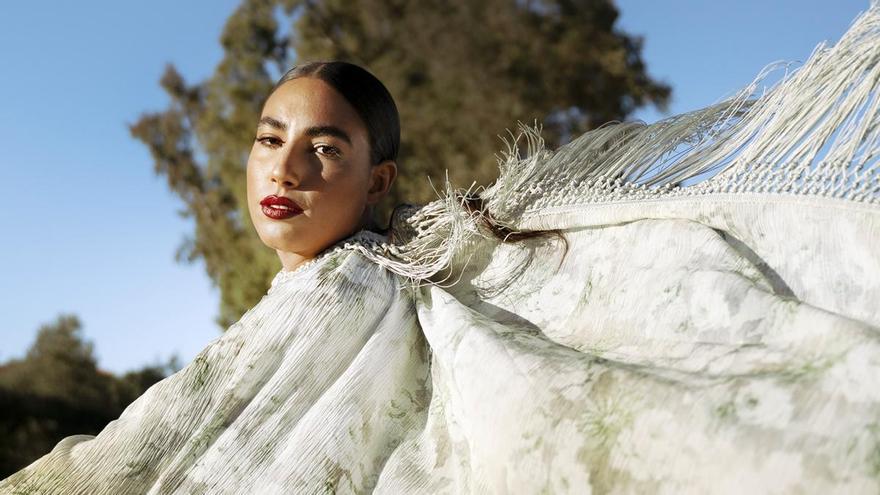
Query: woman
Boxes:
[
  {"xmin": 1, "ymin": 61, "xmax": 436, "ymax": 494},
  {"xmin": 4, "ymin": 5, "xmax": 880, "ymax": 492},
  {"xmin": 246, "ymin": 62, "xmax": 400, "ymax": 274}
]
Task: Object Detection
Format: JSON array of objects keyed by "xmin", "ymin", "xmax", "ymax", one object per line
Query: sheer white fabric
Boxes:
[{"xmin": 4, "ymin": 4, "xmax": 880, "ymax": 494}]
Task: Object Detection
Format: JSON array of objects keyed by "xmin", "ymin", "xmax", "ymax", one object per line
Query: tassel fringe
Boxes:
[
  {"xmin": 352, "ymin": 2, "xmax": 880, "ymax": 284},
  {"xmin": 482, "ymin": 2, "xmax": 880, "ymax": 225}
]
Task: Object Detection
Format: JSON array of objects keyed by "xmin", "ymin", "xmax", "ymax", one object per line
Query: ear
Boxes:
[{"xmin": 367, "ymin": 160, "xmax": 398, "ymax": 205}]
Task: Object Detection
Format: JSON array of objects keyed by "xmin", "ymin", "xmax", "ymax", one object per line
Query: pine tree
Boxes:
[{"xmin": 131, "ymin": 0, "xmax": 670, "ymax": 329}]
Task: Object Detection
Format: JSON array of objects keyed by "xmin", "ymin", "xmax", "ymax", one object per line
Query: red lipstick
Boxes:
[{"xmin": 260, "ymin": 195, "xmax": 304, "ymax": 220}]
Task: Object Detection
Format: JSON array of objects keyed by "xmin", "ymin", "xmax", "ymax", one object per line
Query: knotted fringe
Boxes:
[
  {"xmin": 355, "ymin": 1, "xmax": 880, "ymax": 284},
  {"xmin": 482, "ymin": 1, "xmax": 880, "ymax": 225},
  {"xmin": 336, "ymin": 174, "xmax": 487, "ymax": 289}
]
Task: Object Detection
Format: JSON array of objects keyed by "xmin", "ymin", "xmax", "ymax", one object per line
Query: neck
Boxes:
[
  {"xmin": 277, "ymin": 250, "xmax": 314, "ymax": 273},
  {"xmin": 276, "ymin": 215, "xmax": 379, "ymax": 273}
]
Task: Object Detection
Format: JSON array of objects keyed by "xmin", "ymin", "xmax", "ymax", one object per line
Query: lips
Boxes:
[{"xmin": 259, "ymin": 195, "xmax": 304, "ymax": 220}]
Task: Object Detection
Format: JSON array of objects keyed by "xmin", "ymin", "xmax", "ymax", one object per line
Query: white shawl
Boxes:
[{"xmin": 3, "ymin": 3, "xmax": 880, "ymax": 494}]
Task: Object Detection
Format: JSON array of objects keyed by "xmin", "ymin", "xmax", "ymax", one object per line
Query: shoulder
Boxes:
[{"xmin": 269, "ymin": 230, "xmax": 407, "ymax": 298}]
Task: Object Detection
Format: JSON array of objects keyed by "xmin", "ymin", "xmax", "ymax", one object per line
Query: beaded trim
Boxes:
[{"xmin": 269, "ymin": 230, "xmax": 390, "ymax": 289}]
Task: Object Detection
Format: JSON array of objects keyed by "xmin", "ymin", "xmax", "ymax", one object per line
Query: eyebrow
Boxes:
[
  {"xmin": 258, "ymin": 116, "xmax": 352, "ymax": 146},
  {"xmin": 258, "ymin": 116, "xmax": 287, "ymax": 131},
  {"xmin": 306, "ymin": 125, "xmax": 352, "ymax": 146}
]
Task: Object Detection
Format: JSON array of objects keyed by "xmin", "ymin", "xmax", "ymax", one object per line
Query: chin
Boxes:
[{"xmin": 260, "ymin": 230, "xmax": 302, "ymax": 252}]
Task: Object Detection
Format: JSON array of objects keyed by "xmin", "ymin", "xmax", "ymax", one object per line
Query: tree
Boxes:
[
  {"xmin": 0, "ymin": 314, "xmax": 115, "ymax": 409},
  {"xmin": 0, "ymin": 314, "xmax": 178, "ymax": 478},
  {"xmin": 130, "ymin": 0, "xmax": 670, "ymax": 329}
]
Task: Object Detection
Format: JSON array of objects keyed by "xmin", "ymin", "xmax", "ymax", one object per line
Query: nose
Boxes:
[{"xmin": 270, "ymin": 148, "xmax": 305, "ymax": 189}]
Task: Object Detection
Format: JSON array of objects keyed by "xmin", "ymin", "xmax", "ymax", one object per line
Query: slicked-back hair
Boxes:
[{"xmin": 271, "ymin": 61, "xmax": 400, "ymax": 167}]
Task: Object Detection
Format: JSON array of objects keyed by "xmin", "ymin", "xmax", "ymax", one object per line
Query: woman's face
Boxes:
[{"xmin": 246, "ymin": 77, "xmax": 393, "ymax": 270}]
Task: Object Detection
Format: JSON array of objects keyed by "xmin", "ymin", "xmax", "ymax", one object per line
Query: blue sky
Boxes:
[{"xmin": 0, "ymin": 0, "xmax": 871, "ymax": 373}]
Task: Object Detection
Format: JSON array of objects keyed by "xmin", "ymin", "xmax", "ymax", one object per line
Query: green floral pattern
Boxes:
[{"xmin": 1, "ymin": 210, "xmax": 879, "ymax": 493}]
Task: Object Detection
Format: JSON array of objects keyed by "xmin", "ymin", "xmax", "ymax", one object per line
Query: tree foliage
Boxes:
[
  {"xmin": 130, "ymin": 0, "xmax": 670, "ymax": 329},
  {"xmin": 0, "ymin": 315, "xmax": 177, "ymax": 478}
]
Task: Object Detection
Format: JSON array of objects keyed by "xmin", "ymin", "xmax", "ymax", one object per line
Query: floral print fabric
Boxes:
[{"xmin": 1, "ymin": 210, "xmax": 878, "ymax": 493}]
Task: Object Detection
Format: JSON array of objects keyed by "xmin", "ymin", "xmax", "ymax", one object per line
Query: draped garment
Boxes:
[{"xmin": 3, "ymin": 3, "xmax": 880, "ymax": 494}]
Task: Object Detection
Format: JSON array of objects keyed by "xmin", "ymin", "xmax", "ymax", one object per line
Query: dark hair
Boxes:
[
  {"xmin": 271, "ymin": 60, "xmax": 566, "ymax": 255},
  {"xmin": 270, "ymin": 61, "xmax": 400, "ymax": 167},
  {"xmin": 461, "ymin": 193, "xmax": 570, "ymax": 259}
]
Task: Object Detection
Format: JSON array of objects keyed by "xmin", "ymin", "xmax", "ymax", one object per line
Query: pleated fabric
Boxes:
[{"xmin": 4, "ymin": 3, "xmax": 880, "ymax": 494}]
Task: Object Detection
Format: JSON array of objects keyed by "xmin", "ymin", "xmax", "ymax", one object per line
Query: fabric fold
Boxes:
[
  {"xmin": 3, "ymin": 4, "xmax": 880, "ymax": 494},
  {"xmin": 1, "ymin": 247, "xmax": 431, "ymax": 494},
  {"xmin": 378, "ymin": 223, "xmax": 880, "ymax": 492}
]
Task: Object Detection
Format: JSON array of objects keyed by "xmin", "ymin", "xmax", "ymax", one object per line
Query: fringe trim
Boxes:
[
  {"xmin": 351, "ymin": 2, "xmax": 880, "ymax": 283},
  {"xmin": 482, "ymin": 2, "xmax": 880, "ymax": 225},
  {"xmin": 334, "ymin": 174, "xmax": 488, "ymax": 289}
]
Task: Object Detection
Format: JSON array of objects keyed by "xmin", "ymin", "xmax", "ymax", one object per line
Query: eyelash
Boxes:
[
  {"xmin": 314, "ymin": 144, "xmax": 341, "ymax": 158},
  {"xmin": 256, "ymin": 136, "xmax": 282, "ymax": 148},
  {"xmin": 255, "ymin": 137, "xmax": 341, "ymax": 158}
]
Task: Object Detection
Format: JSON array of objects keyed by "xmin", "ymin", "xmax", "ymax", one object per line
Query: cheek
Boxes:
[
  {"xmin": 320, "ymin": 168, "xmax": 370, "ymax": 215},
  {"xmin": 245, "ymin": 161, "xmax": 259, "ymax": 215}
]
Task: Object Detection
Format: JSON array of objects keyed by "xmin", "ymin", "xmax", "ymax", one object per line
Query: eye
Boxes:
[
  {"xmin": 256, "ymin": 136, "xmax": 283, "ymax": 148},
  {"xmin": 314, "ymin": 144, "xmax": 341, "ymax": 158}
]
